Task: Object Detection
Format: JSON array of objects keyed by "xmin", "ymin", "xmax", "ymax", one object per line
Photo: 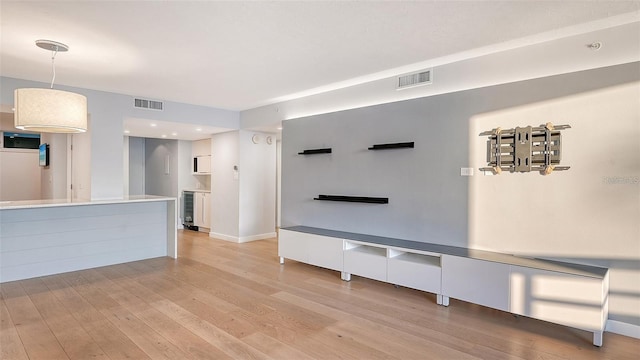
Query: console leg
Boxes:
[
  {"xmin": 279, "ymin": 256, "xmax": 284, "ymax": 265},
  {"xmin": 437, "ymin": 294, "xmax": 442, "ymax": 305},
  {"xmin": 593, "ymin": 331, "xmax": 603, "ymax": 347},
  {"xmin": 441, "ymin": 296, "xmax": 450, "ymax": 307},
  {"xmin": 341, "ymin": 272, "xmax": 351, "ymax": 281}
]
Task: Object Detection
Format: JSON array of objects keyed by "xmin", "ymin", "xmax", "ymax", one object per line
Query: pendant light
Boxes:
[{"xmin": 14, "ymin": 40, "xmax": 88, "ymax": 133}]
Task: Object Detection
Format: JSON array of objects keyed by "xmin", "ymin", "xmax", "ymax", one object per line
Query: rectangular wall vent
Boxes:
[
  {"xmin": 397, "ymin": 69, "xmax": 432, "ymax": 89},
  {"xmin": 134, "ymin": 98, "xmax": 164, "ymax": 111}
]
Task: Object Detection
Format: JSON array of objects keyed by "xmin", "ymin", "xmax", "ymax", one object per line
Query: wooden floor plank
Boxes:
[
  {"xmin": 134, "ymin": 305, "xmax": 235, "ymax": 360},
  {"xmin": 20, "ymin": 277, "xmax": 109, "ymax": 360},
  {"xmin": 1, "ymin": 230, "xmax": 638, "ymax": 360},
  {"xmin": 272, "ymin": 290, "xmax": 496, "ymax": 360},
  {"xmin": 0, "ymin": 294, "xmax": 29, "ymax": 360},
  {"xmin": 100, "ymin": 305, "xmax": 191, "ymax": 360},
  {"xmin": 150, "ymin": 298, "xmax": 272, "ymax": 360},
  {"xmin": 96, "ymin": 266, "xmax": 236, "ymax": 360},
  {"xmin": 72, "ymin": 269, "xmax": 193, "ymax": 360},
  {"xmin": 243, "ymin": 332, "xmax": 316, "ymax": 360},
  {"xmin": 41, "ymin": 274, "xmax": 152, "ymax": 360},
  {"xmin": 0, "ymin": 281, "xmax": 69, "ymax": 359}
]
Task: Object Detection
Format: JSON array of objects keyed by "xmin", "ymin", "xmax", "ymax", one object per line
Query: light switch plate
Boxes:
[{"xmin": 460, "ymin": 168, "xmax": 474, "ymax": 176}]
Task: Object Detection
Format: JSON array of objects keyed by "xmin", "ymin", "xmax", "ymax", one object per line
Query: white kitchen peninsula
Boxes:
[{"xmin": 0, "ymin": 195, "xmax": 177, "ymax": 283}]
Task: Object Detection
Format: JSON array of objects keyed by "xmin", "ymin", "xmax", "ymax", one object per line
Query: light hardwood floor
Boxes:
[{"xmin": 1, "ymin": 230, "xmax": 638, "ymax": 359}]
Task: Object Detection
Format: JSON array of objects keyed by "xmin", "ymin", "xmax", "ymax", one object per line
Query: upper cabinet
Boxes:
[
  {"xmin": 192, "ymin": 138, "xmax": 211, "ymax": 157},
  {"xmin": 192, "ymin": 138, "xmax": 211, "ymax": 174}
]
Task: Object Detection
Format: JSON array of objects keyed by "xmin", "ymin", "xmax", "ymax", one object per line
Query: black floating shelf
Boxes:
[
  {"xmin": 313, "ymin": 195, "xmax": 389, "ymax": 204},
  {"xmin": 368, "ymin": 142, "xmax": 414, "ymax": 150},
  {"xmin": 298, "ymin": 148, "xmax": 332, "ymax": 155}
]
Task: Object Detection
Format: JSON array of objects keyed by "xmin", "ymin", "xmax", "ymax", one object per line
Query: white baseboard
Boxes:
[
  {"xmin": 209, "ymin": 232, "xmax": 239, "ymax": 242},
  {"xmin": 239, "ymin": 232, "xmax": 278, "ymax": 243},
  {"xmin": 209, "ymin": 231, "xmax": 277, "ymax": 243},
  {"xmin": 606, "ymin": 320, "xmax": 640, "ymax": 339}
]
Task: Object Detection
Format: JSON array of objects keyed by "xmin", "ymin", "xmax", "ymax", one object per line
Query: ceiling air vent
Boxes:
[
  {"xmin": 134, "ymin": 98, "xmax": 163, "ymax": 111},
  {"xmin": 397, "ymin": 69, "xmax": 432, "ymax": 90}
]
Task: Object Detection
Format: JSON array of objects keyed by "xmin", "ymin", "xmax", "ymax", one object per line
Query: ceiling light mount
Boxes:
[
  {"xmin": 588, "ymin": 42, "xmax": 602, "ymax": 51},
  {"xmin": 35, "ymin": 39, "xmax": 69, "ymax": 52}
]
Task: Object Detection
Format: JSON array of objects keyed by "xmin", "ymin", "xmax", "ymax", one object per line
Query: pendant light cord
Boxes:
[{"xmin": 50, "ymin": 48, "xmax": 58, "ymax": 89}]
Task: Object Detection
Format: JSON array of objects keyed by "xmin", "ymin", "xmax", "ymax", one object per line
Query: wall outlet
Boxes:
[{"xmin": 460, "ymin": 167, "xmax": 474, "ymax": 176}]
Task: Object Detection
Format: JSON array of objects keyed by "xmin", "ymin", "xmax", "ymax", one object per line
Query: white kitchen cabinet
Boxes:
[
  {"xmin": 193, "ymin": 155, "xmax": 211, "ymax": 174},
  {"xmin": 441, "ymin": 255, "xmax": 510, "ymax": 311},
  {"xmin": 192, "ymin": 138, "xmax": 211, "ymax": 174},
  {"xmin": 192, "ymin": 138, "xmax": 211, "ymax": 157},
  {"xmin": 194, "ymin": 192, "xmax": 211, "ymax": 229}
]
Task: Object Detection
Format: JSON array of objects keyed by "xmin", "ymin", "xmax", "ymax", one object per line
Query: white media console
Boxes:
[{"xmin": 279, "ymin": 226, "xmax": 609, "ymax": 346}]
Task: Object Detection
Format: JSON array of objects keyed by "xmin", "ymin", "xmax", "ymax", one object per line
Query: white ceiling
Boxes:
[
  {"xmin": 122, "ymin": 117, "xmax": 230, "ymax": 141},
  {"xmin": 1, "ymin": 1, "xmax": 639, "ymax": 138}
]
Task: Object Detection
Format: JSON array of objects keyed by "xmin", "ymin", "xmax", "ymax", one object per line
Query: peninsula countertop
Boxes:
[{"xmin": 0, "ymin": 195, "xmax": 176, "ymax": 210}]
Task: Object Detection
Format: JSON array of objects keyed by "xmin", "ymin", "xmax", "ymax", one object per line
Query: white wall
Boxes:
[
  {"xmin": 209, "ymin": 130, "xmax": 276, "ymax": 242},
  {"xmin": 123, "ymin": 136, "xmax": 129, "ymax": 196},
  {"xmin": 128, "ymin": 137, "xmax": 146, "ymax": 196},
  {"xmin": 0, "ymin": 113, "xmax": 41, "ymax": 201},
  {"xmin": 145, "ymin": 138, "xmax": 178, "ymax": 197},
  {"xmin": 276, "ymin": 139, "xmax": 282, "ymax": 228},
  {"xmin": 0, "ymin": 149, "xmax": 40, "ymax": 201},
  {"xmin": 469, "ymin": 80, "xmax": 640, "ymax": 260},
  {"xmin": 211, "ymin": 131, "xmax": 240, "ymax": 239},
  {"xmin": 238, "ymin": 130, "xmax": 277, "ymax": 240},
  {"xmin": 177, "ymin": 140, "xmax": 196, "ymax": 191},
  {"xmin": 70, "ymin": 124, "xmax": 92, "ymax": 201},
  {"xmin": 177, "ymin": 139, "xmax": 197, "ymax": 224},
  {"xmin": 40, "ymin": 133, "xmax": 68, "ymax": 200}
]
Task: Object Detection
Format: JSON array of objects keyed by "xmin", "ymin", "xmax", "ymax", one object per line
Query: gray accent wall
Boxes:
[
  {"xmin": 282, "ymin": 62, "xmax": 638, "ymax": 244},
  {"xmin": 282, "ymin": 96, "xmax": 469, "ymax": 245}
]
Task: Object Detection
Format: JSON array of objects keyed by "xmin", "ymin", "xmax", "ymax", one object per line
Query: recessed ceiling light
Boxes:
[
  {"xmin": 150, "ymin": 123, "xmax": 157, "ymax": 127},
  {"xmin": 161, "ymin": 134, "xmax": 167, "ymax": 138},
  {"xmin": 277, "ymin": 127, "xmax": 283, "ymax": 130},
  {"xmin": 124, "ymin": 130, "xmax": 130, "ymax": 134},
  {"xmin": 171, "ymin": 132, "xmax": 178, "ymax": 136},
  {"xmin": 195, "ymin": 128, "xmax": 202, "ymax": 132}
]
